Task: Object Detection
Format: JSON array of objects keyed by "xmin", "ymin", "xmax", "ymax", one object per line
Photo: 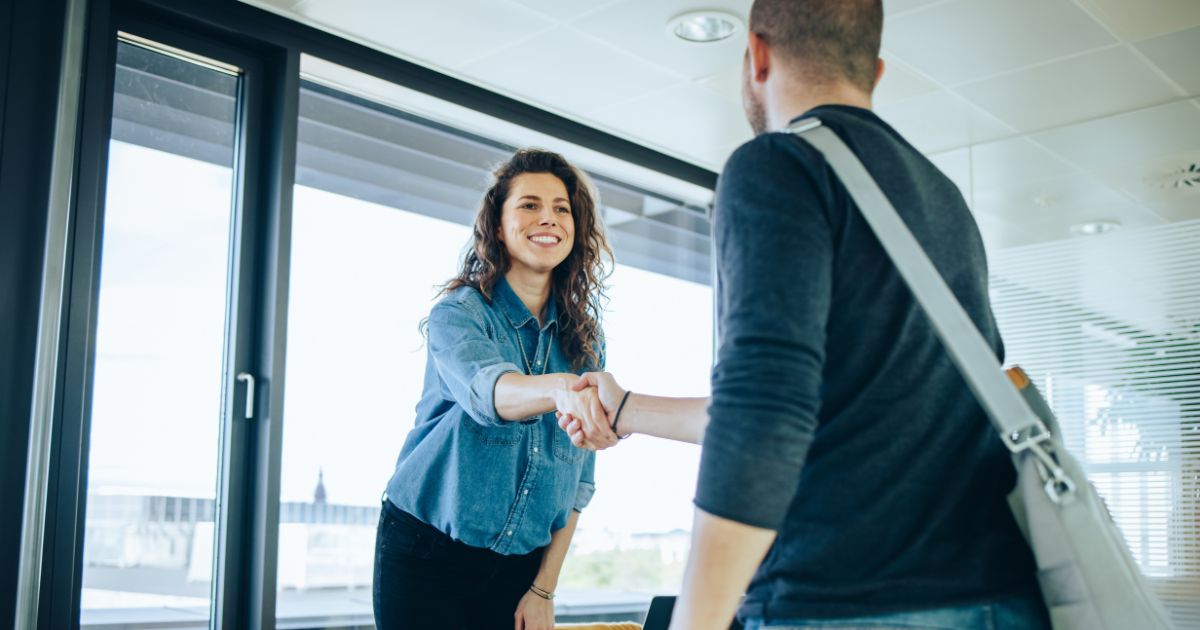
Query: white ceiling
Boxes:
[{"xmin": 243, "ymin": 0, "xmax": 1200, "ymax": 249}]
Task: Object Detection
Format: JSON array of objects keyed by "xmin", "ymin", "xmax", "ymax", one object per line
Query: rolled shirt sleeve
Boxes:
[
  {"xmin": 694, "ymin": 136, "xmax": 832, "ymax": 530},
  {"xmin": 573, "ymin": 450, "xmax": 596, "ymax": 511},
  {"xmin": 426, "ymin": 299, "xmax": 522, "ymax": 427}
]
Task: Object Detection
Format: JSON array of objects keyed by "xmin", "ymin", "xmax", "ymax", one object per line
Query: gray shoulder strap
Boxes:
[{"xmin": 786, "ymin": 118, "xmax": 1040, "ymax": 439}]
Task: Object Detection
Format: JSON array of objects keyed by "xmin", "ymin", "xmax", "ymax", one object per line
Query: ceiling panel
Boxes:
[
  {"xmin": 875, "ymin": 89, "xmax": 1013, "ymax": 154},
  {"xmin": 1145, "ymin": 197, "xmax": 1200, "ymax": 222},
  {"xmin": 1015, "ymin": 200, "xmax": 1166, "ymax": 245},
  {"xmin": 461, "ymin": 26, "xmax": 683, "ymax": 117},
  {"xmin": 927, "ymin": 147, "xmax": 973, "ymax": 202},
  {"xmin": 884, "ymin": 0, "xmax": 1115, "ymax": 86},
  {"xmin": 1076, "ymin": 0, "xmax": 1200, "ymax": 41},
  {"xmin": 241, "ymin": 0, "xmax": 1200, "ymax": 250},
  {"xmin": 696, "ymin": 67, "xmax": 743, "ymax": 107},
  {"xmin": 972, "ymin": 171, "xmax": 1132, "ymax": 224},
  {"xmin": 570, "ymin": 0, "xmax": 750, "ymax": 81},
  {"xmin": 506, "ymin": 0, "xmax": 622, "ymax": 21},
  {"xmin": 874, "ymin": 54, "xmax": 941, "ymax": 105},
  {"xmin": 957, "ymin": 45, "xmax": 1182, "ymax": 133},
  {"xmin": 587, "ymin": 82, "xmax": 751, "ymax": 171},
  {"xmin": 968, "ymin": 137, "xmax": 1078, "ymax": 192},
  {"xmin": 883, "ymin": 0, "xmax": 950, "ymax": 18},
  {"xmin": 266, "ymin": 0, "xmax": 554, "ymax": 68},
  {"xmin": 1099, "ymin": 147, "xmax": 1200, "ymax": 214},
  {"xmin": 1135, "ymin": 26, "xmax": 1200, "ymax": 95},
  {"xmin": 1032, "ymin": 100, "xmax": 1200, "ymax": 173},
  {"xmin": 974, "ymin": 212, "xmax": 1036, "ymax": 251}
]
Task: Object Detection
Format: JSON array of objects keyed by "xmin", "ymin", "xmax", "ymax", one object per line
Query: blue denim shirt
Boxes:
[{"xmin": 384, "ymin": 277, "xmax": 599, "ymax": 555}]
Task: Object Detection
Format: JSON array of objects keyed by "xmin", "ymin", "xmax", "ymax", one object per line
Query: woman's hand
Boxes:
[
  {"xmin": 553, "ymin": 381, "xmax": 605, "ymax": 432},
  {"xmin": 514, "ymin": 589, "xmax": 555, "ymax": 630},
  {"xmin": 557, "ymin": 372, "xmax": 624, "ymax": 450}
]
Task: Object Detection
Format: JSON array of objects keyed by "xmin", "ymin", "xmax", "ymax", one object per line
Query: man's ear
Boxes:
[
  {"xmin": 873, "ymin": 57, "xmax": 886, "ymax": 91},
  {"xmin": 746, "ymin": 31, "xmax": 771, "ymax": 83}
]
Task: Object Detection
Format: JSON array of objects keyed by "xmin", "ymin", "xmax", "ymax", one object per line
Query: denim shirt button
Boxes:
[
  {"xmin": 523, "ymin": 489, "xmax": 529, "ymax": 495},
  {"xmin": 507, "ymin": 530, "xmax": 514, "ymax": 536},
  {"xmin": 533, "ymin": 447, "xmax": 539, "ymax": 453}
]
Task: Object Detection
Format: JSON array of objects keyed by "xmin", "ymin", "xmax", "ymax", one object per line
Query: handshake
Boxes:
[{"xmin": 552, "ymin": 372, "xmax": 627, "ymax": 451}]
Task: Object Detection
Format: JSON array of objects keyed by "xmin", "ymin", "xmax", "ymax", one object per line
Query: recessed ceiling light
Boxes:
[
  {"xmin": 668, "ymin": 11, "xmax": 743, "ymax": 43},
  {"xmin": 1070, "ymin": 220, "xmax": 1122, "ymax": 236}
]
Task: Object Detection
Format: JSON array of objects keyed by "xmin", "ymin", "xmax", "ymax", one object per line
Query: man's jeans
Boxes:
[{"xmin": 742, "ymin": 591, "xmax": 1050, "ymax": 630}]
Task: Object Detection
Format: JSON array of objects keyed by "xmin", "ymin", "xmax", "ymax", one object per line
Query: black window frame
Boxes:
[{"xmin": 13, "ymin": 0, "xmax": 720, "ymax": 628}]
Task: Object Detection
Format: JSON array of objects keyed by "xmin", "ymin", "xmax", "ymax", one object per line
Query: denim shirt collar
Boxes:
[{"xmin": 494, "ymin": 276, "xmax": 558, "ymax": 332}]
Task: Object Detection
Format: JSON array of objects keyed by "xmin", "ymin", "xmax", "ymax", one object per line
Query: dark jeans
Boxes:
[
  {"xmin": 742, "ymin": 591, "xmax": 1051, "ymax": 630},
  {"xmin": 373, "ymin": 500, "xmax": 544, "ymax": 630}
]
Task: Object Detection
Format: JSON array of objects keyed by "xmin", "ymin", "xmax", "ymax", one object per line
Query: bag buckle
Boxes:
[{"xmin": 1006, "ymin": 421, "xmax": 1077, "ymax": 504}]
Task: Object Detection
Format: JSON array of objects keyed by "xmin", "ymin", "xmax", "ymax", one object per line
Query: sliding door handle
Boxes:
[{"xmin": 236, "ymin": 372, "xmax": 255, "ymax": 419}]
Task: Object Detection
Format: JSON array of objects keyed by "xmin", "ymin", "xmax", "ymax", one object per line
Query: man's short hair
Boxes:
[{"xmin": 749, "ymin": 0, "xmax": 883, "ymax": 93}]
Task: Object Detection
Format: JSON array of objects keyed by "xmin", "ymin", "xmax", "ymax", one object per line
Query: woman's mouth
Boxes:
[{"xmin": 528, "ymin": 234, "xmax": 562, "ymax": 248}]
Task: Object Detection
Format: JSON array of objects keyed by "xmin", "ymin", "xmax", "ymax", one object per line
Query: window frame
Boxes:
[{"xmin": 25, "ymin": 0, "xmax": 719, "ymax": 628}]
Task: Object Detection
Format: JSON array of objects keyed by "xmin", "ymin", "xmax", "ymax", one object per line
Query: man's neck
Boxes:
[
  {"xmin": 767, "ymin": 81, "xmax": 872, "ymax": 132},
  {"xmin": 504, "ymin": 268, "xmax": 551, "ymax": 325}
]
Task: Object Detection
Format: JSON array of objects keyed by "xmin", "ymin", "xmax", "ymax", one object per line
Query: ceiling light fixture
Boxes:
[
  {"xmin": 1070, "ymin": 220, "xmax": 1122, "ymax": 236},
  {"xmin": 668, "ymin": 10, "xmax": 743, "ymax": 43}
]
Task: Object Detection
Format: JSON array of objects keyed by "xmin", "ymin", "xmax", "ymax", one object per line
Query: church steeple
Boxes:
[{"xmin": 313, "ymin": 468, "xmax": 327, "ymax": 506}]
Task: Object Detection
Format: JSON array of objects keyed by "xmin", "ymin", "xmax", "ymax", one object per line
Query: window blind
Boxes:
[
  {"xmin": 989, "ymin": 219, "xmax": 1200, "ymax": 628},
  {"xmin": 109, "ymin": 42, "xmax": 713, "ymax": 286}
]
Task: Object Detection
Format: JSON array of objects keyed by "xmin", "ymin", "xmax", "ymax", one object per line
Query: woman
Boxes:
[{"xmin": 374, "ymin": 148, "xmax": 612, "ymax": 630}]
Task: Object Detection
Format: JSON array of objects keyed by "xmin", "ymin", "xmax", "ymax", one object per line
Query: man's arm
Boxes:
[
  {"xmin": 682, "ymin": 136, "xmax": 834, "ymax": 624},
  {"xmin": 669, "ymin": 510, "xmax": 775, "ymax": 630},
  {"xmin": 558, "ymin": 372, "xmax": 709, "ymax": 448},
  {"xmin": 620, "ymin": 392, "xmax": 710, "ymax": 444}
]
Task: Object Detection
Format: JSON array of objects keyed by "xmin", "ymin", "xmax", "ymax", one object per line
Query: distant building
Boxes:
[{"xmin": 313, "ymin": 468, "xmax": 327, "ymax": 506}]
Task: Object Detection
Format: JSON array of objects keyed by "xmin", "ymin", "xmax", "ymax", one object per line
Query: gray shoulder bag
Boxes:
[{"xmin": 786, "ymin": 118, "xmax": 1175, "ymax": 630}]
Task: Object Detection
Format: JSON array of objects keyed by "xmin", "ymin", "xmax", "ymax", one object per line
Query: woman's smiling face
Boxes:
[{"xmin": 498, "ymin": 172, "xmax": 575, "ymax": 276}]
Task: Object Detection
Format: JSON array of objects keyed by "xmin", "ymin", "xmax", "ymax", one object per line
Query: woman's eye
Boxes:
[
  {"xmin": 522, "ymin": 203, "xmax": 537, "ymax": 209},
  {"xmin": 556, "ymin": 207, "xmax": 571, "ymax": 214}
]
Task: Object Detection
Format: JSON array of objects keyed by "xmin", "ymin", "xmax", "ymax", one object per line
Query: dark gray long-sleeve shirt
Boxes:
[{"xmin": 696, "ymin": 105, "xmax": 1038, "ymax": 619}]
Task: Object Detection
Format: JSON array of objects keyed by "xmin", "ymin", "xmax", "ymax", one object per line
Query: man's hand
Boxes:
[
  {"xmin": 557, "ymin": 372, "xmax": 625, "ymax": 450},
  {"xmin": 552, "ymin": 383, "xmax": 605, "ymax": 439}
]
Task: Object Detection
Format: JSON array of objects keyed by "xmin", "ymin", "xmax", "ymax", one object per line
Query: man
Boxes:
[{"xmin": 559, "ymin": 1, "xmax": 1047, "ymax": 628}]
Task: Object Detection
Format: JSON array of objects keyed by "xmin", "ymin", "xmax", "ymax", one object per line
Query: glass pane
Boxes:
[
  {"xmin": 276, "ymin": 79, "xmax": 713, "ymax": 626},
  {"xmin": 80, "ymin": 40, "xmax": 240, "ymax": 628},
  {"xmin": 988, "ymin": 219, "xmax": 1200, "ymax": 626},
  {"xmin": 276, "ymin": 185, "xmax": 468, "ymax": 621},
  {"xmin": 558, "ymin": 265, "xmax": 710, "ymax": 604}
]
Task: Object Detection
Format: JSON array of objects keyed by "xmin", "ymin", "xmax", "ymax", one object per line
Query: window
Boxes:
[
  {"xmin": 81, "ymin": 40, "xmax": 240, "ymax": 626},
  {"xmin": 274, "ymin": 64, "xmax": 713, "ymax": 626}
]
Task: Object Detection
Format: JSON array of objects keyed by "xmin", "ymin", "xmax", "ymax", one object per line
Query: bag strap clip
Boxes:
[{"xmin": 1006, "ymin": 421, "xmax": 1077, "ymax": 504}]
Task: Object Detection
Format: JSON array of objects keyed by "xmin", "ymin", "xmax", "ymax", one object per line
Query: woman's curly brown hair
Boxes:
[{"xmin": 440, "ymin": 148, "xmax": 612, "ymax": 371}]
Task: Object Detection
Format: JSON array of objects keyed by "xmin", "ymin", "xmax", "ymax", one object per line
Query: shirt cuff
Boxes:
[
  {"xmin": 469, "ymin": 362, "xmax": 522, "ymax": 426},
  {"xmin": 573, "ymin": 481, "xmax": 596, "ymax": 511}
]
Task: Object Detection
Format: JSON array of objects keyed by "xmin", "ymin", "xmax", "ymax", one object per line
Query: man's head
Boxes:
[{"xmin": 742, "ymin": 0, "xmax": 884, "ymax": 135}]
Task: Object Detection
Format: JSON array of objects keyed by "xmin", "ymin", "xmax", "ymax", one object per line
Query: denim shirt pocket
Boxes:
[
  {"xmin": 551, "ymin": 419, "xmax": 584, "ymax": 463},
  {"xmin": 463, "ymin": 416, "xmax": 524, "ymax": 446}
]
